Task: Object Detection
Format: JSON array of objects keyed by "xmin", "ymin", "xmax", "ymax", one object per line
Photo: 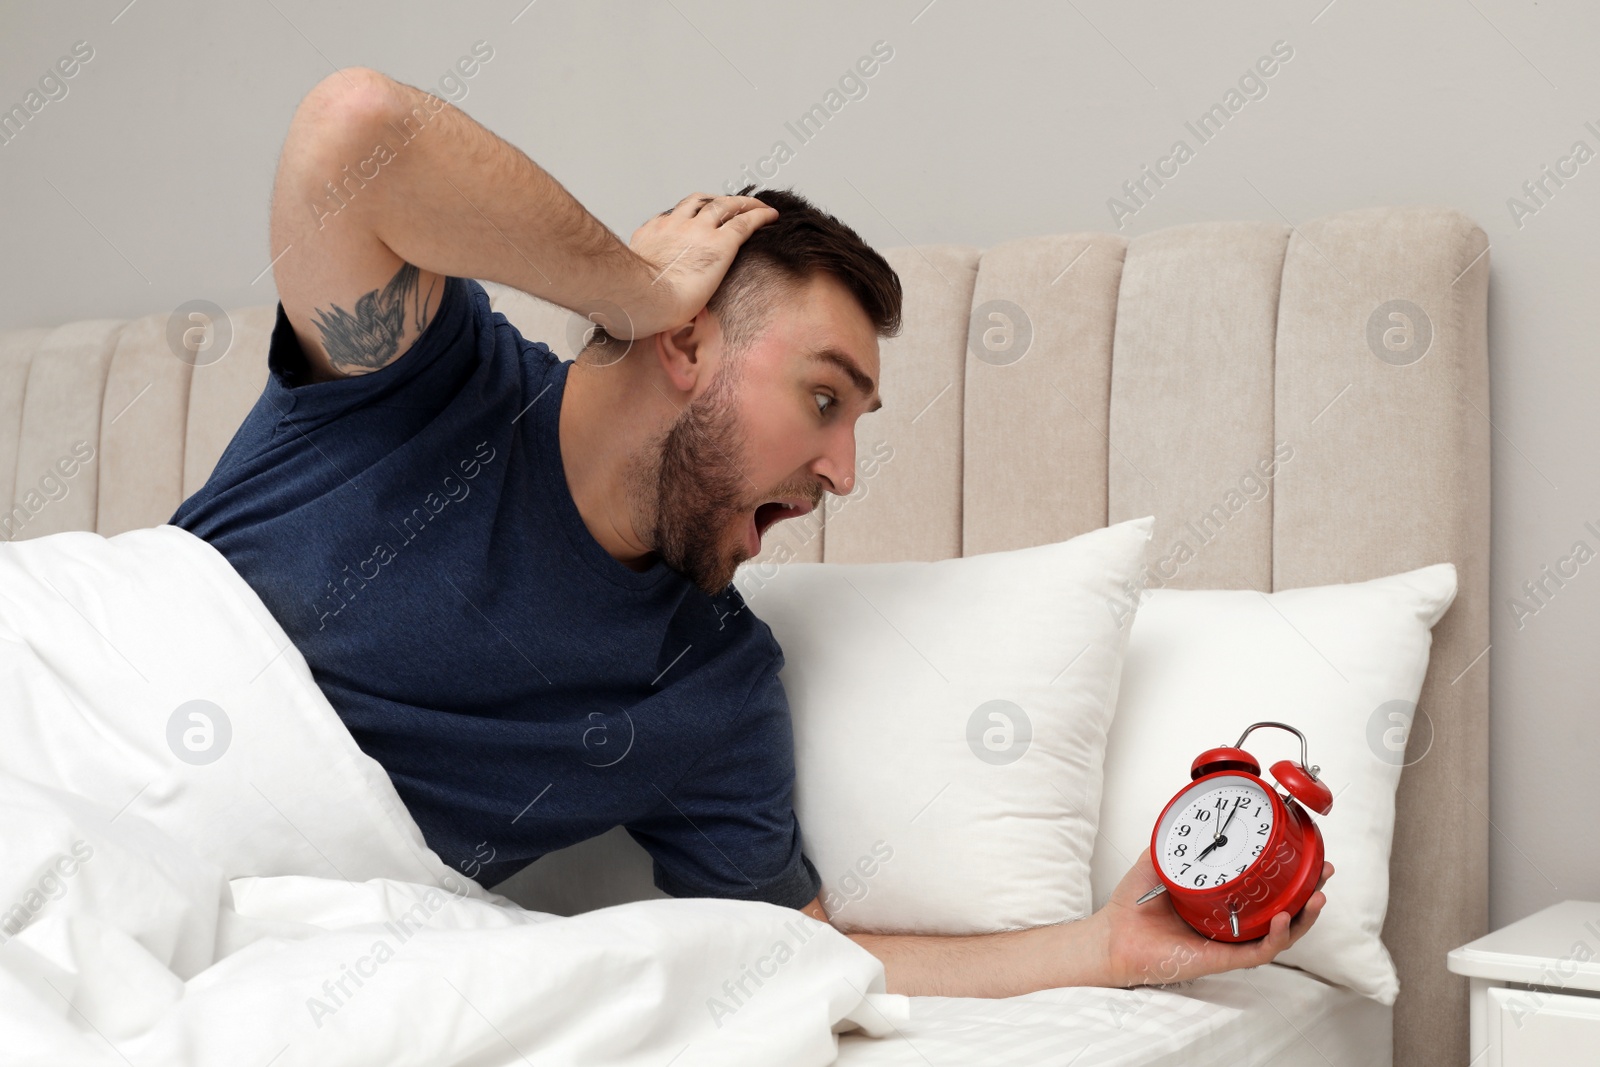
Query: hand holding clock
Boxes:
[
  {"xmin": 1092, "ymin": 852, "xmax": 1333, "ymax": 989},
  {"xmin": 1030, "ymin": 724, "xmax": 1333, "ymax": 991}
]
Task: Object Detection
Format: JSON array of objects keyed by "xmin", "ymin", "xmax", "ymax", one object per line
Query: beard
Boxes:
[{"xmin": 625, "ymin": 362, "xmax": 786, "ymax": 596}]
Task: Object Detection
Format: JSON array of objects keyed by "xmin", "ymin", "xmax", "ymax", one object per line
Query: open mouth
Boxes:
[
  {"xmin": 754, "ymin": 498, "xmax": 814, "ymax": 537},
  {"xmin": 744, "ymin": 497, "xmax": 816, "ymax": 556}
]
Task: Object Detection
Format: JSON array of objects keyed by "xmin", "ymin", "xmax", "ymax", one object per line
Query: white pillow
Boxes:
[
  {"xmin": 736, "ymin": 516, "xmax": 1154, "ymax": 936},
  {"xmin": 1089, "ymin": 564, "xmax": 1458, "ymax": 1003}
]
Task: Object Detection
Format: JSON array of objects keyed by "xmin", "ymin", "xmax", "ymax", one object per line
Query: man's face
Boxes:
[{"xmin": 635, "ymin": 272, "xmax": 883, "ymax": 595}]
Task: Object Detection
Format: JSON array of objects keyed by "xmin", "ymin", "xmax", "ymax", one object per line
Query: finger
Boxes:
[
  {"xmin": 1262, "ymin": 909, "xmax": 1294, "ymax": 954},
  {"xmin": 642, "ymin": 197, "xmax": 699, "ymax": 229},
  {"xmin": 1288, "ymin": 891, "xmax": 1327, "ymax": 943},
  {"xmin": 1240, "ymin": 911, "xmax": 1293, "ymax": 967},
  {"xmin": 670, "ymin": 192, "xmax": 717, "ymax": 216},
  {"xmin": 715, "ymin": 204, "xmax": 780, "ymax": 240},
  {"xmin": 687, "ymin": 195, "xmax": 719, "ymax": 217},
  {"xmin": 693, "ymin": 195, "xmax": 778, "ymax": 227},
  {"xmin": 1277, "ymin": 896, "xmax": 1324, "ymax": 952}
]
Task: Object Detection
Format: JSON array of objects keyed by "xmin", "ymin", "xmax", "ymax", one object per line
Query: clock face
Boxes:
[{"xmin": 1156, "ymin": 774, "xmax": 1275, "ymax": 891}]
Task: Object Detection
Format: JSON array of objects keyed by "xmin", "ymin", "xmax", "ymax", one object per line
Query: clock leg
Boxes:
[{"xmin": 1136, "ymin": 884, "xmax": 1168, "ymax": 906}]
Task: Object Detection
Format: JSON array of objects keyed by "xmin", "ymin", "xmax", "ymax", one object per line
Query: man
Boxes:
[{"xmin": 172, "ymin": 66, "xmax": 1329, "ymax": 999}]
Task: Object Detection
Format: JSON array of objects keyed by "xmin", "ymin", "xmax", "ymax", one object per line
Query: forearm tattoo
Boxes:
[{"xmin": 310, "ymin": 263, "xmax": 438, "ymax": 372}]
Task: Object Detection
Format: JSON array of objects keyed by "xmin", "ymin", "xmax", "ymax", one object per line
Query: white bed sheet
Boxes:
[{"xmin": 831, "ymin": 963, "xmax": 1391, "ymax": 1067}]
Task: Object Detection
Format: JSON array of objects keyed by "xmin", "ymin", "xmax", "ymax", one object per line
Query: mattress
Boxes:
[{"xmin": 831, "ymin": 962, "xmax": 1392, "ymax": 1066}]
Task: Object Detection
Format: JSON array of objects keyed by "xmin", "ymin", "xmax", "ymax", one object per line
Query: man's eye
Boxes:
[{"xmin": 814, "ymin": 393, "xmax": 836, "ymax": 416}]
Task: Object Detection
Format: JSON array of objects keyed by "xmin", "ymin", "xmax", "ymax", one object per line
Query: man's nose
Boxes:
[{"xmin": 813, "ymin": 427, "xmax": 858, "ymax": 496}]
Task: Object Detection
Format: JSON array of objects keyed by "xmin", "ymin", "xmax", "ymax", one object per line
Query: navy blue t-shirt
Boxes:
[{"xmin": 170, "ymin": 275, "xmax": 820, "ymax": 907}]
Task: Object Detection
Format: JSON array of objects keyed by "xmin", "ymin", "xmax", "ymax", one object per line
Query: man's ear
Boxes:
[{"xmin": 654, "ymin": 307, "xmax": 714, "ymax": 394}]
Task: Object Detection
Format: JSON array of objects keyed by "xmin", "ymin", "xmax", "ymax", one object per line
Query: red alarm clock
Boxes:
[{"xmin": 1135, "ymin": 722, "xmax": 1332, "ymax": 942}]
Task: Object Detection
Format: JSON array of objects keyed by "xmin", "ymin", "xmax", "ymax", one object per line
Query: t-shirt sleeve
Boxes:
[
  {"xmin": 263, "ymin": 273, "xmax": 482, "ymax": 427},
  {"xmin": 625, "ymin": 652, "xmax": 822, "ymax": 909}
]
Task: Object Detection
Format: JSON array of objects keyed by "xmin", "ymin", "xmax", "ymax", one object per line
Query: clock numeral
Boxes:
[
  {"xmin": 1252, "ymin": 844, "xmax": 1263, "ymax": 856},
  {"xmin": 1194, "ymin": 873, "xmax": 1209, "ymax": 887},
  {"xmin": 1252, "ymin": 805, "xmax": 1262, "ymax": 817},
  {"xmin": 1196, "ymin": 810, "xmax": 1211, "ymax": 822},
  {"xmin": 1180, "ymin": 863, "xmax": 1192, "ymax": 875},
  {"xmin": 1257, "ymin": 823, "xmax": 1269, "ymax": 835},
  {"xmin": 1177, "ymin": 824, "xmax": 1191, "ymax": 838},
  {"xmin": 1236, "ymin": 865, "xmax": 1247, "ymax": 874}
]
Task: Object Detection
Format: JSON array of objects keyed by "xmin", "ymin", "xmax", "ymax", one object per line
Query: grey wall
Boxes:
[{"xmin": 1, "ymin": 0, "xmax": 1594, "ymax": 930}]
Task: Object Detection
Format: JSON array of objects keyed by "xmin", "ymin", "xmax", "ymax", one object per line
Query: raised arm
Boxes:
[{"xmin": 268, "ymin": 66, "xmax": 776, "ymax": 381}]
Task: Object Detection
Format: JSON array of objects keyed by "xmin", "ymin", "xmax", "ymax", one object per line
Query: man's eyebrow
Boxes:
[{"xmin": 810, "ymin": 348, "xmax": 883, "ymax": 412}]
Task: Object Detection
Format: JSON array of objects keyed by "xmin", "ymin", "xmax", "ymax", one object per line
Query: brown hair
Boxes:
[
  {"xmin": 708, "ymin": 185, "xmax": 902, "ymax": 357},
  {"xmin": 579, "ymin": 186, "xmax": 901, "ymax": 364}
]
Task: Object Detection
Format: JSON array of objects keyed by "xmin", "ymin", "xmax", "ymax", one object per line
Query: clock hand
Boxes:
[
  {"xmin": 1195, "ymin": 799, "xmax": 1246, "ymax": 861},
  {"xmin": 1217, "ymin": 797, "xmax": 1245, "ymax": 838}
]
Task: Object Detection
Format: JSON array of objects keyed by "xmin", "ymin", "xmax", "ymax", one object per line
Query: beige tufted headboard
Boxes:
[{"xmin": 0, "ymin": 204, "xmax": 1487, "ymax": 1067}]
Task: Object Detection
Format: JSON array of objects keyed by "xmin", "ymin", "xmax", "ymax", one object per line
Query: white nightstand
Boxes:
[{"xmin": 1447, "ymin": 900, "xmax": 1600, "ymax": 1066}]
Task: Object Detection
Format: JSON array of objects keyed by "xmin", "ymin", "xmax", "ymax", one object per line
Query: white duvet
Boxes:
[
  {"xmin": 0, "ymin": 525, "xmax": 1377, "ymax": 1067},
  {"xmin": 0, "ymin": 525, "xmax": 899, "ymax": 1066}
]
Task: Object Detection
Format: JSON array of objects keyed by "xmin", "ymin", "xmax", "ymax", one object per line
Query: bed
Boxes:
[
  {"xmin": 830, "ymin": 965, "xmax": 1391, "ymax": 1065},
  {"xmin": 0, "ymin": 203, "xmax": 1488, "ymax": 1066}
]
